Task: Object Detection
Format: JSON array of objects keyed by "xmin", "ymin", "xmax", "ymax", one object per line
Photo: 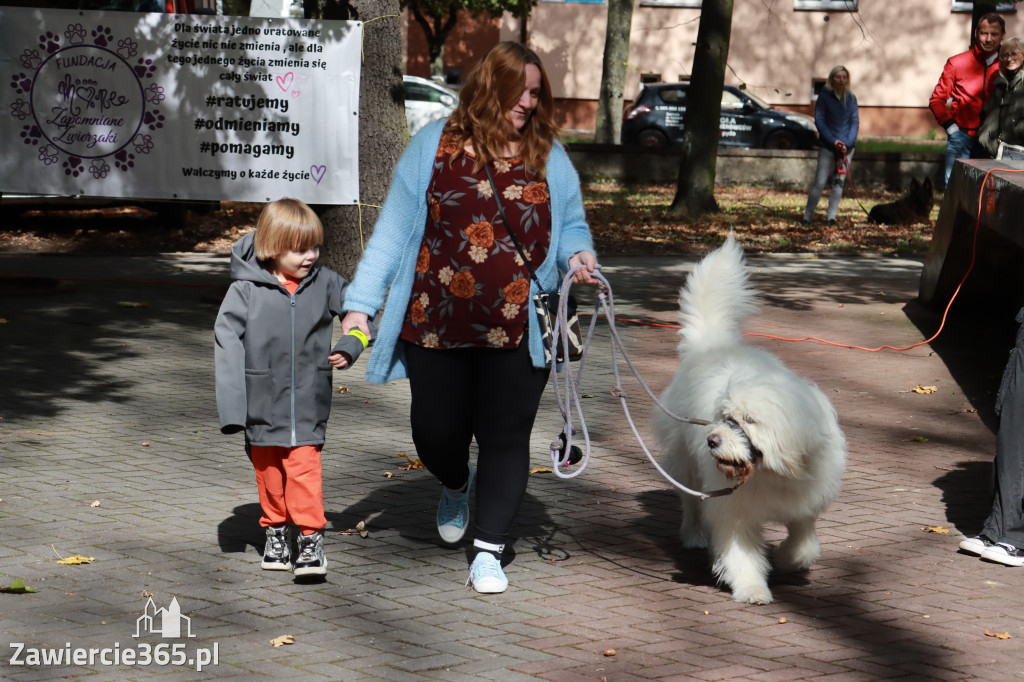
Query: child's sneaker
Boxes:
[
  {"xmin": 958, "ymin": 535, "xmax": 993, "ymax": 556},
  {"xmin": 261, "ymin": 526, "xmax": 292, "ymax": 570},
  {"xmin": 437, "ymin": 462, "xmax": 474, "ymax": 544},
  {"xmin": 981, "ymin": 542, "xmax": 1024, "ymax": 567},
  {"xmin": 294, "ymin": 531, "xmax": 327, "ymax": 576},
  {"xmin": 466, "ymin": 551, "xmax": 508, "ymax": 594}
]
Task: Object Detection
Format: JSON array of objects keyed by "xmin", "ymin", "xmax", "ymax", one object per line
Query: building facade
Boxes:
[{"xmin": 405, "ymin": 0, "xmax": 1024, "ymax": 137}]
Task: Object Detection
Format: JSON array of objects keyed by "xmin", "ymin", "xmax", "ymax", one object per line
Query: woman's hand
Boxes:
[
  {"xmin": 568, "ymin": 250, "xmax": 599, "ymax": 286},
  {"xmin": 834, "ymin": 140, "xmax": 847, "ymax": 154},
  {"xmin": 341, "ymin": 311, "xmax": 371, "ymax": 339}
]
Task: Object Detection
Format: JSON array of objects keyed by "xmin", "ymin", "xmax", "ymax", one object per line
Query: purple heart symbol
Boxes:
[
  {"xmin": 310, "ymin": 165, "xmax": 326, "ymax": 185},
  {"xmin": 276, "ymin": 72, "xmax": 294, "ymax": 92}
]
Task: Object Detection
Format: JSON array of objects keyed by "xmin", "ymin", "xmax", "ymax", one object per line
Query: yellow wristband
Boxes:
[{"xmin": 348, "ymin": 329, "xmax": 369, "ymax": 348}]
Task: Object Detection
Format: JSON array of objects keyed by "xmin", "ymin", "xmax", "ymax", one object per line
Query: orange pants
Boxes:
[{"xmin": 250, "ymin": 445, "xmax": 326, "ymax": 534}]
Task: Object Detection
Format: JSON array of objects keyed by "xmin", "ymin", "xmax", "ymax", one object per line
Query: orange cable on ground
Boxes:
[{"xmin": 588, "ymin": 166, "xmax": 1024, "ymax": 352}]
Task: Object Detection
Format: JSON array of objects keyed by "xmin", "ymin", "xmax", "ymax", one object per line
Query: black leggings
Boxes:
[{"xmin": 403, "ymin": 340, "xmax": 549, "ymax": 545}]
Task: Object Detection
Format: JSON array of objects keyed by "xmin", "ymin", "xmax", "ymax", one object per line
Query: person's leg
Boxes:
[
  {"xmin": 803, "ymin": 147, "xmax": 834, "ymax": 222},
  {"xmin": 826, "ymin": 148, "xmax": 854, "ymax": 222},
  {"xmin": 280, "ymin": 445, "xmax": 326, "ymax": 534},
  {"xmin": 250, "ymin": 445, "xmax": 289, "ymax": 528},
  {"xmin": 471, "ymin": 341, "xmax": 550, "ymax": 547},
  {"xmin": 982, "ymin": 312, "xmax": 1024, "ymax": 551},
  {"xmin": 944, "ymin": 130, "xmax": 974, "ymax": 186},
  {"xmin": 403, "ymin": 342, "xmax": 476, "ymax": 489}
]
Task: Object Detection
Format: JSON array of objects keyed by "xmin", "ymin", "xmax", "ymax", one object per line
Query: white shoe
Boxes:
[{"xmin": 467, "ymin": 552, "xmax": 508, "ymax": 594}]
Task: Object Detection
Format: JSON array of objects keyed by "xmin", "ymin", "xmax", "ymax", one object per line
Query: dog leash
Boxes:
[{"xmin": 546, "ymin": 266, "xmax": 738, "ymax": 500}]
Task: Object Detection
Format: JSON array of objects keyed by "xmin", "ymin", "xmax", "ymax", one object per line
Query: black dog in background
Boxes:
[{"xmin": 868, "ymin": 177, "xmax": 934, "ymax": 225}]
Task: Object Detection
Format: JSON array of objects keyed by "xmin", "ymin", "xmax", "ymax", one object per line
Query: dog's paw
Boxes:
[
  {"xmin": 773, "ymin": 537, "xmax": 820, "ymax": 572},
  {"xmin": 731, "ymin": 583, "xmax": 773, "ymax": 605}
]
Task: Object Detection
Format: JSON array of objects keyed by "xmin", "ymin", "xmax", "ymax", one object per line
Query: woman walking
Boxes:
[
  {"xmin": 979, "ymin": 37, "xmax": 1024, "ymax": 160},
  {"xmin": 801, "ymin": 65, "xmax": 859, "ymax": 226},
  {"xmin": 341, "ymin": 42, "xmax": 598, "ymax": 593}
]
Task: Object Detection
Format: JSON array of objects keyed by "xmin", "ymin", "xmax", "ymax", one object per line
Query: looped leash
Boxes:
[{"xmin": 545, "ymin": 267, "xmax": 737, "ymax": 500}]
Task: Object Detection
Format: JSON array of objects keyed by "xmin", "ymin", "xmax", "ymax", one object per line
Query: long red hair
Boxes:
[{"xmin": 446, "ymin": 42, "xmax": 560, "ymax": 177}]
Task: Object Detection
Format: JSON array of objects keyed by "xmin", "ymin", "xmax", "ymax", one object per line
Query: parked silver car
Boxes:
[{"xmin": 404, "ymin": 75, "xmax": 458, "ymax": 136}]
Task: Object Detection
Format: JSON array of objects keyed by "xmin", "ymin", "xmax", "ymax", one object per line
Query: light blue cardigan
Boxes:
[{"xmin": 345, "ymin": 118, "xmax": 596, "ymax": 384}]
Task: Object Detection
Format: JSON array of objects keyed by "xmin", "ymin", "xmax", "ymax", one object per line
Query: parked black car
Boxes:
[{"xmin": 622, "ymin": 83, "xmax": 818, "ymax": 150}]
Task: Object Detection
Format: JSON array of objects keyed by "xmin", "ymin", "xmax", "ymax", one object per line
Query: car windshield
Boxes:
[{"xmin": 743, "ymin": 90, "xmax": 771, "ymax": 109}]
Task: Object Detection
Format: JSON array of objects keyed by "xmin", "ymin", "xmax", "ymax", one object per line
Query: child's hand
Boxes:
[{"xmin": 328, "ymin": 352, "xmax": 349, "ymax": 368}]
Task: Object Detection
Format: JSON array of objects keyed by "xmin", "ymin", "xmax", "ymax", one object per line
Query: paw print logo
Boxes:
[
  {"xmin": 133, "ymin": 134, "xmax": 154, "ymax": 155},
  {"xmin": 10, "ymin": 72, "xmax": 33, "ymax": 95},
  {"xmin": 89, "ymin": 159, "xmax": 111, "ymax": 179},
  {"xmin": 62, "ymin": 156, "xmax": 84, "ymax": 178},
  {"xmin": 142, "ymin": 109, "xmax": 165, "ymax": 131},
  {"xmin": 19, "ymin": 124, "xmax": 43, "ymax": 146},
  {"xmin": 19, "ymin": 49, "xmax": 42, "ymax": 71},
  {"xmin": 10, "ymin": 99, "xmax": 29, "ymax": 121},
  {"xmin": 91, "ymin": 25, "xmax": 112, "ymax": 48},
  {"xmin": 117, "ymin": 37, "xmax": 138, "ymax": 60},
  {"xmin": 133, "ymin": 58, "xmax": 156, "ymax": 80},
  {"xmin": 113, "ymin": 149, "xmax": 135, "ymax": 172},
  {"xmin": 145, "ymin": 83, "xmax": 165, "ymax": 105},
  {"xmin": 38, "ymin": 31, "xmax": 61, "ymax": 54},
  {"xmin": 38, "ymin": 144, "xmax": 59, "ymax": 166},
  {"xmin": 64, "ymin": 23, "xmax": 86, "ymax": 45}
]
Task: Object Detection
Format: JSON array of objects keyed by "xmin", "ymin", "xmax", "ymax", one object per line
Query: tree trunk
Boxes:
[
  {"xmin": 594, "ymin": 0, "xmax": 633, "ymax": 144},
  {"xmin": 668, "ymin": 0, "xmax": 733, "ymax": 221},
  {"xmin": 411, "ymin": 5, "xmax": 459, "ymax": 82},
  {"xmin": 307, "ymin": 0, "xmax": 405, "ymax": 279}
]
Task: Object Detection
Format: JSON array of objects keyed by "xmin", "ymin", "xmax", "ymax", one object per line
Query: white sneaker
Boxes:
[
  {"xmin": 958, "ymin": 535, "xmax": 992, "ymax": 556},
  {"xmin": 467, "ymin": 552, "xmax": 508, "ymax": 594},
  {"xmin": 981, "ymin": 542, "xmax": 1024, "ymax": 567}
]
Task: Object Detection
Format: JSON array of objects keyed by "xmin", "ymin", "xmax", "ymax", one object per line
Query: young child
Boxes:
[{"xmin": 215, "ymin": 198, "xmax": 371, "ymax": 577}]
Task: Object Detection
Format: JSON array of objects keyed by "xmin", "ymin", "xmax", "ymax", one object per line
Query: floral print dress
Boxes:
[{"xmin": 400, "ymin": 130, "xmax": 552, "ymax": 350}]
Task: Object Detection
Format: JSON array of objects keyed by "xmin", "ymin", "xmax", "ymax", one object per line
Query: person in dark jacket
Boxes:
[
  {"xmin": 959, "ymin": 307, "xmax": 1024, "ymax": 566},
  {"xmin": 800, "ymin": 65, "xmax": 858, "ymax": 227},
  {"xmin": 215, "ymin": 198, "xmax": 372, "ymax": 578},
  {"xmin": 979, "ymin": 37, "xmax": 1024, "ymax": 159},
  {"xmin": 930, "ymin": 12, "xmax": 1004, "ymax": 185}
]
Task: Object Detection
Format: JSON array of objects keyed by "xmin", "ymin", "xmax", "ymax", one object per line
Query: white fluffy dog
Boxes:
[{"xmin": 654, "ymin": 236, "xmax": 846, "ymax": 605}]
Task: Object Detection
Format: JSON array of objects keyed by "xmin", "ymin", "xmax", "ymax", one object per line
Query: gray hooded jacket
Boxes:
[{"xmin": 214, "ymin": 231, "xmax": 368, "ymax": 447}]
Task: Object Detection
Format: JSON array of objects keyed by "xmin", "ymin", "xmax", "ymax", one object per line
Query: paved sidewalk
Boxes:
[{"xmin": 1, "ymin": 249, "xmax": 1022, "ymax": 681}]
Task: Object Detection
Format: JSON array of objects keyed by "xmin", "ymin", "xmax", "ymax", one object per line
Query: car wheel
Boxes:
[
  {"xmin": 764, "ymin": 131, "xmax": 798, "ymax": 150},
  {"xmin": 637, "ymin": 130, "xmax": 668, "ymax": 149}
]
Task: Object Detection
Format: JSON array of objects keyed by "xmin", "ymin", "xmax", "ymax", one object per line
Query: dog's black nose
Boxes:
[{"xmin": 708, "ymin": 434, "xmax": 721, "ymax": 449}]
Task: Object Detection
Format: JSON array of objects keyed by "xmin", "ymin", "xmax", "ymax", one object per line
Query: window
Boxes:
[
  {"xmin": 952, "ymin": 1, "xmax": 1016, "ymax": 12},
  {"xmin": 658, "ymin": 87, "xmax": 687, "ymax": 105},
  {"xmin": 721, "ymin": 90, "xmax": 744, "ymax": 110},
  {"xmin": 794, "ymin": 0, "xmax": 858, "ymax": 10}
]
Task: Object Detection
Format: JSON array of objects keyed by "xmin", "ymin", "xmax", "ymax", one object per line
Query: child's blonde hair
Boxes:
[{"xmin": 253, "ymin": 198, "xmax": 324, "ymax": 261}]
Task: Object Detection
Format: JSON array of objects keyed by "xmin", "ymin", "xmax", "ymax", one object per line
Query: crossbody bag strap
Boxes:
[{"xmin": 484, "ymin": 164, "xmax": 544, "ymax": 292}]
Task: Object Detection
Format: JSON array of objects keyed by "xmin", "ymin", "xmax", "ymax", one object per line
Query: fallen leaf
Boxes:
[
  {"xmin": 89, "ymin": 500, "xmax": 101, "ymax": 508},
  {"xmin": 335, "ymin": 386, "xmax": 349, "ymax": 394},
  {"xmin": 529, "ymin": 467, "xmax": 554, "ymax": 474},
  {"xmin": 703, "ymin": 610, "xmax": 711, "ymax": 615},
  {"xmin": 0, "ymin": 318, "xmax": 8, "ymax": 324},
  {"xmin": 142, "ymin": 442, "xmax": 151, "ymax": 447},
  {"xmin": 142, "ymin": 590, "xmax": 153, "ymax": 598},
  {"xmin": 912, "ymin": 385, "xmax": 937, "ymax": 394},
  {"xmin": 923, "ymin": 526, "xmax": 949, "ymax": 534},
  {"xmin": 383, "ymin": 471, "xmax": 403, "ymax": 479},
  {"xmin": 356, "ymin": 520, "xmax": 368, "ymax": 538},
  {"xmin": 57, "ymin": 554, "xmax": 96, "ymax": 565},
  {"xmin": 778, "ymin": 617, "xmax": 788, "ymax": 624},
  {"xmin": 603, "ymin": 649, "xmax": 616, "ymax": 656},
  {"xmin": 0, "ymin": 579, "xmax": 37, "ymax": 594},
  {"xmin": 270, "ymin": 634, "xmax": 295, "ymax": 647},
  {"xmin": 396, "ymin": 452, "xmax": 424, "ymax": 470},
  {"xmin": 985, "ymin": 630, "xmax": 1011, "ymax": 639},
  {"xmin": 911, "ymin": 435, "xmax": 929, "ymax": 443},
  {"xmin": 117, "ymin": 301, "xmax": 149, "ymax": 308}
]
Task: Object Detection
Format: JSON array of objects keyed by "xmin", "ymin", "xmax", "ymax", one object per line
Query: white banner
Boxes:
[{"xmin": 0, "ymin": 7, "xmax": 361, "ymax": 204}]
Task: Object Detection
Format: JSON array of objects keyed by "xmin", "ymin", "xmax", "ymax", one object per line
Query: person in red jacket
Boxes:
[{"xmin": 930, "ymin": 12, "xmax": 1005, "ymax": 187}]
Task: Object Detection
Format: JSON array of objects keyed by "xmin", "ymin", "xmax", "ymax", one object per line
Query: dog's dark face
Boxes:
[{"xmin": 909, "ymin": 177, "xmax": 934, "ymax": 215}]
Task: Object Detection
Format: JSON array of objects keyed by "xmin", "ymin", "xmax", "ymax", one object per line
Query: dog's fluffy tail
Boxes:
[{"xmin": 677, "ymin": 234, "xmax": 758, "ymax": 352}]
